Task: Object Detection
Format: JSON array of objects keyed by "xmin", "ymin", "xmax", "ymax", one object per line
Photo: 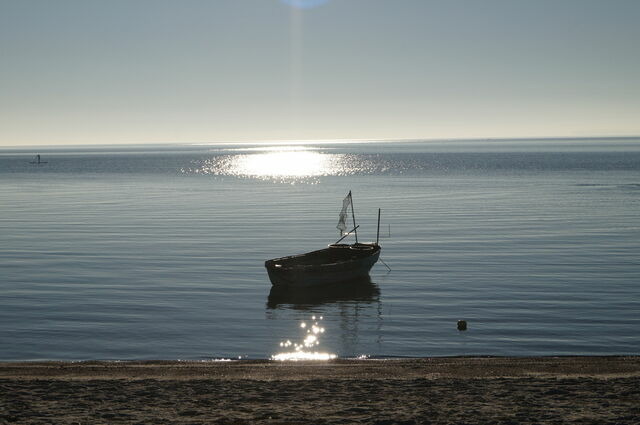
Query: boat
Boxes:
[{"xmin": 265, "ymin": 191, "xmax": 382, "ymax": 288}]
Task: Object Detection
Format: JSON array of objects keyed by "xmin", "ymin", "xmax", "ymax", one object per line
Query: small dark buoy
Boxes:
[{"xmin": 457, "ymin": 320, "xmax": 467, "ymax": 331}]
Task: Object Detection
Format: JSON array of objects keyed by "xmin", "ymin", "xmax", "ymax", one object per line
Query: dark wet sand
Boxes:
[{"xmin": 1, "ymin": 357, "xmax": 639, "ymax": 424}]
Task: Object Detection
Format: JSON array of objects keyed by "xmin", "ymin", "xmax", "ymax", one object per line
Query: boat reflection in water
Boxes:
[
  {"xmin": 267, "ymin": 276, "xmax": 380, "ymax": 309},
  {"xmin": 266, "ymin": 276, "xmax": 383, "ymax": 357}
]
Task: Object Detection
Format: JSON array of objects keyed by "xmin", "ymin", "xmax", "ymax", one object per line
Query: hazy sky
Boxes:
[{"xmin": 1, "ymin": 0, "xmax": 639, "ymax": 146}]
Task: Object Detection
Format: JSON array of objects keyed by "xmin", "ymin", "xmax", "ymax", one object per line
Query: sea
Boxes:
[{"xmin": 1, "ymin": 138, "xmax": 639, "ymax": 361}]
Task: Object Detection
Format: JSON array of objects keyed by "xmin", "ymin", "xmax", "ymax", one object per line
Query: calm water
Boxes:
[{"xmin": 1, "ymin": 138, "xmax": 639, "ymax": 360}]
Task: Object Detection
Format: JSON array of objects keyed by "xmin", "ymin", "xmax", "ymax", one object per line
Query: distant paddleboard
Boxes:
[{"xmin": 29, "ymin": 154, "xmax": 47, "ymax": 165}]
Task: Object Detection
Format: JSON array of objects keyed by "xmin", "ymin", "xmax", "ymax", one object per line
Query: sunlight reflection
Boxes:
[
  {"xmin": 189, "ymin": 146, "xmax": 376, "ymax": 183},
  {"xmin": 272, "ymin": 315, "xmax": 337, "ymax": 361},
  {"xmin": 233, "ymin": 150, "xmax": 336, "ymax": 178}
]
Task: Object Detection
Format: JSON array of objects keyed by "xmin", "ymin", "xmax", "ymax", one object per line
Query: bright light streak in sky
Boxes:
[{"xmin": 281, "ymin": 0, "xmax": 330, "ymax": 9}]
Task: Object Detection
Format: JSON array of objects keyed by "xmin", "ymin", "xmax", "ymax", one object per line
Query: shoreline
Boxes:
[
  {"xmin": 2, "ymin": 357, "xmax": 639, "ymax": 424},
  {"xmin": 2, "ymin": 356, "xmax": 640, "ymax": 380}
]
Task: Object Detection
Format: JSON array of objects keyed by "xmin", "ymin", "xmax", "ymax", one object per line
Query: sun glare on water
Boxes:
[
  {"xmin": 189, "ymin": 146, "xmax": 375, "ymax": 182},
  {"xmin": 232, "ymin": 150, "xmax": 336, "ymax": 178},
  {"xmin": 271, "ymin": 315, "xmax": 337, "ymax": 361}
]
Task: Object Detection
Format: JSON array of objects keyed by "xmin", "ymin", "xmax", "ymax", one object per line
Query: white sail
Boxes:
[{"xmin": 336, "ymin": 192, "xmax": 352, "ymax": 236}]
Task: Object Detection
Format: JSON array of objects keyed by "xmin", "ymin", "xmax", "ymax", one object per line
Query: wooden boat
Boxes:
[
  {"xmin": 265, "ymin": 242, "xmax": 381, "ymax": 288},
  {"xmin": 265, "ymin": 192, "xmax": 383, "ymax": 288}
]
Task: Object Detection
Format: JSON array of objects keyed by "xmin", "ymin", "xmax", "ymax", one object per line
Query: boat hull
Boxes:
[{"xmin": 265, "ymin": 244, "xmax": 381, "ymax": 288}]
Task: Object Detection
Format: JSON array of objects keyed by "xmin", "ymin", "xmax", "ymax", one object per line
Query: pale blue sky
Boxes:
[{"xmin": 1, "ymin": 0, "xmax": 639, "ymax": 146}]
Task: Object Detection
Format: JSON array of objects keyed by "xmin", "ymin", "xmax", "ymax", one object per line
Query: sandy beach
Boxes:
[{"xmin": 1, "ymin": 356, "xmax": 639, "ymax": 424}]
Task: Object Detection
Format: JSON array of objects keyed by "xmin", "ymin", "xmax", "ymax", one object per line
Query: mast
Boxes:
[
  {"xmin": 376, "ymin": 208, "xmax": 381, "ymax": 245},
  {"xmin": 349, "ymin": 190, "xmax": 358, "ymax": 243}
]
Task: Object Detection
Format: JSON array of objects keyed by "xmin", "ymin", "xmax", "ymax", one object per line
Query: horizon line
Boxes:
[{"xmin": 1, "ymin": 135, "xmax": 639, "ymax": 149}]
